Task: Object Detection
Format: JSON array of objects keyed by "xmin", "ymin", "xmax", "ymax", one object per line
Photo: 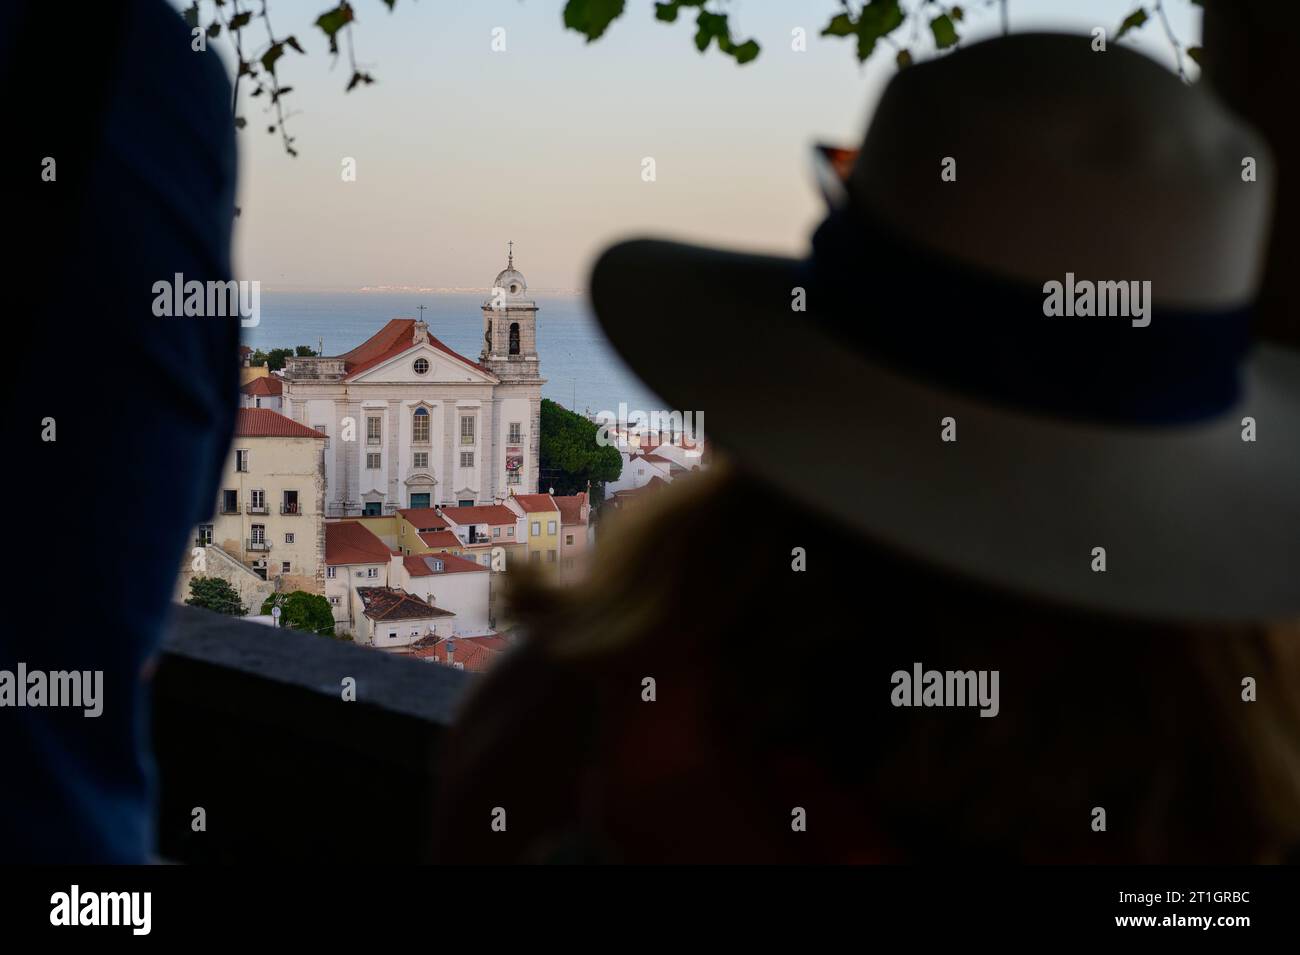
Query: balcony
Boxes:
[
  {"xmin": 281, "ymin": 502, "xmax": 302, "ymax": 515},
  {"xmin": 247, "ymin": 538, "xmax": 270, "ymax": 552},
  {"xmin": 156, "ymin": 605, "xmax": 470, "ymax": 861},
  {"xmin": 246, "ymin": 503, "xmax": 270, "ymax": 515}
]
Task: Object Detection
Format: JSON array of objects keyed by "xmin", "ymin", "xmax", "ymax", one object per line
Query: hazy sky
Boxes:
[{"xmin": 190, "ymin": 0, "xmax": 1201, "ymax": 291}]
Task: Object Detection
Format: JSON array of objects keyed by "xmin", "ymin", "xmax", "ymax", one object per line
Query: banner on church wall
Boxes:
[{"xmin": 506, "ymin": 448, "xmax": 523, "ymax": 471}]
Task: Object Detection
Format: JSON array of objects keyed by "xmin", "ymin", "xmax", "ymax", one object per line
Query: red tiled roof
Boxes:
[
  {"xmin": 412, "ymin": 635, "xmax": 509, "ymax": 672},
  {"xmin": 440, "ymin": 504, "xmax": 517, "ymax": 526},
  {"xmin": 398, "ymin": 508, "xmax": 448, "ymax": 531},
  {"xmin": 357, "ymin": 586, "xmax": 454, "ymax": 621},
  {"xmin": 554, "ymin": 493, "xmax": 588, "ymax": 526},
  {"xmin": 325, "ymin": 521, "xmax": 392, "ymax": 566},
  {"xmin": 403, "ymin": 553, "xmax": 487, "ymax": 577},
  {"xmin": 234, "ymin": 408, "xmax": 326, "ymax": 439},
  {"xmin": 335, "ymin": 319, "xmax": 495, "ymax": 381},
  {"xmin": 512, "ymin": 493, "xmax": 557, "ymax": 514},
  {"xmin": 240, "ymin": 376, "xmax": 283, "ymax": 396},
  {"xmin": 418, "ymin": 530, "xmax": 463, "ymax": 550}
]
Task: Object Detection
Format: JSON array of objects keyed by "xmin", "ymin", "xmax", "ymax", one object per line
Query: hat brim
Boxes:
[{"xmin": 589, "ymin": 237, "xmax": 1300, "ymax": 623}]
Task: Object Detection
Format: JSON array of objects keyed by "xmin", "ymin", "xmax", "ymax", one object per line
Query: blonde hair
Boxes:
[{"xmin": 457, "ymin": 461, "xmax": 1300, "ymax": 862}]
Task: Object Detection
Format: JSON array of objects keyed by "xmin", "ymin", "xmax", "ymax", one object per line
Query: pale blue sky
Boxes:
[{"xmin": 185, "ymin": 0, "xmax": 1202, "ymax": 290}]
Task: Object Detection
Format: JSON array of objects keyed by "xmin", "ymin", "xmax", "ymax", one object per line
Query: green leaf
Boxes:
[
  {"xmin": 284, "ymin": 35, "xmax": 305, "ymax": 54},
  {"xmin": 563, "ymin": 0, "xmax": 627, "ymax": 42},
  {"xmin": 1115, "ymin": 8, "xmax": 1148, "ymax": 40},
  {"xmin": 693, "ymin": 11, "xmax": 728, "ymax": 53},
  {"xmin": 346, "ymin": 70, "xmax": 375, "ymax": 91},
  {"xmin": 896, "ymin": 48, "xmax": 912, "ymax": 69},
  {"xmin": 654, "ymin": 2, "xmax": 680, "ymax": 22},
  {"xmin": 855, "ymin": 0, "xmax": 904, "ymax": 62},
  {"xmin": 315, "ymin": 2, "xmax": 356, "ymax": 54},
  {"xmin": 229, "ymin": 11, "xmax": 252, "ymax": 30},
  {"xmin": 951, "ymin": 6, "xmax": 965, "ymax": 22},
  {"xmin": 728, "ymin": 39, "xmax": 760, "ymax": 64},
  {"xmin": 183, "ymin": 3, "xmax": 199, "ymax": 29},
  {"xmin": 206, "ymin": 22, "xmax": 221, "ymax": 38},
  {"xmin": 930, "ymin": 14, "xmax": 958, "ymax": 49},
  {"xmin": 654, "ymin": 0, "xmax": 704, "ymax": 22},
  {"xmin": 261, "ymin": 41, "xmax": 285, "ymax": 74},
  {"xmin": 1186, "ymin": 45, "xmax": 1202, "ymax": 65},
  {"xmin": 821, "ymin": 13, "xmax": 854, "ymax": 37}
]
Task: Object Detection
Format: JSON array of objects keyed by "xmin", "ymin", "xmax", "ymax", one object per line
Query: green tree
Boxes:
[
  {"xmin": 263, "ymin": 347, "xmax": 295, "ymax": 371},
  {"xmin": 261, "ymin": 590, "xmax": 337, "ymax": 637},
  {"xmin": 294, "ymin": 344, "xmax": 317, "ymax": 356},
  {"xmin": 186, "ymin": 576, "xmax": 247, "ymax": 616},
  {"xmin": 539, "ymin": 398, "xmax": 622, "ymax": 505}
]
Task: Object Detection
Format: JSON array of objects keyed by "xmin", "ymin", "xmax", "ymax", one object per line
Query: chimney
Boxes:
[{"xmin": 445, "ymin": 638, "xmax": 455, "ymax": 668}]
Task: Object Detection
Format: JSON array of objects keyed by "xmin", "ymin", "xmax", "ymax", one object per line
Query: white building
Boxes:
[
  {"xmin": 397, "ymin": 553, "xmax": 492, "ymax": 634},
  {"xmin": 279, "ymin": 250, "xmax": 544, "ymax": 517},
  {"xmin": 606, "ymin": 449, "xmax": 675, "ymax": 496},
  {"xmin": 239, "ymin": 374, "xmax": 283, "ymax": 411},
  {"xmin": 324, "ymin": 521, "xmax": 393, "ymax": 635},
  {"xmin": 325, "ymin": 520, "xmax": 493, "ymax": 640},
  {"xmin": 356, "ymin": 587, "xmax": 456, "ymax": 651}
]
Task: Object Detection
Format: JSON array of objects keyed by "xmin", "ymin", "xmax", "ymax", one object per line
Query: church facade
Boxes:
[{"xmin": 280, "ymin": 252, "xmax": 544, "ymax": 516}]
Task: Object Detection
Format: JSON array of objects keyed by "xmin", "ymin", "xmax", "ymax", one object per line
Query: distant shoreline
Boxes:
[{"xmin": 252, "ymin": 286, "xmax": 586, "ymax": 296}]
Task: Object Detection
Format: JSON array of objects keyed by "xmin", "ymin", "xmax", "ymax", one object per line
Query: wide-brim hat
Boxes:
[{"xmin": 589, "ymin": 33, "xmax": 1300, "ymax": 623}]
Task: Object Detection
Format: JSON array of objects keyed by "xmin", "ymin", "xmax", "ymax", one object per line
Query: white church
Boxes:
[{"xmin": 280, "ymin": 249, "xmax": 544, "ymax": 516}]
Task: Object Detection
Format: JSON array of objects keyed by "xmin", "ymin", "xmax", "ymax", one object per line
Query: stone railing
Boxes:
[{"xmin": 154, "ymin": 605, "xmax": 472, "ymax": 862}]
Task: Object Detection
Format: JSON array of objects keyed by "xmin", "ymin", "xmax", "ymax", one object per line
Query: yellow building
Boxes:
[
  {"xmin": 508, "ymin": 493, "xmax": 561, "ymax": 569},
  {"xmin": 394, "ymin": 508, "xmax": 466, "ymax": 557}
]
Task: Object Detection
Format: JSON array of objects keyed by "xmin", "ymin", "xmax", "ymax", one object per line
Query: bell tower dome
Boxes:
[{"xmin": 481, "ymin": 241, "xmax": 540, "ymax": 381}]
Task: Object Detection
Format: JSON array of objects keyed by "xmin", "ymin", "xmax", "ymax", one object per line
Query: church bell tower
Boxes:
[{"xmin": 481, "ymin": 241, "xmax": 540, "ymax": 382}]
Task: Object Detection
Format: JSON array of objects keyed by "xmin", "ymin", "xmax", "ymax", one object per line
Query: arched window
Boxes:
[
  {"xmin": 509, "ymin": 322, "xmax": 520, "ymax": 355},
  {"xmin": 412, "ymin": 406, "xmax": 430, "ymax": 443}
]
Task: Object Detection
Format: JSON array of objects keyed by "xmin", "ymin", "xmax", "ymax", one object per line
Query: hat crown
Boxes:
[{"xmin": 848, "ymin": 33, "xmax": 1273, "ymax": 309}]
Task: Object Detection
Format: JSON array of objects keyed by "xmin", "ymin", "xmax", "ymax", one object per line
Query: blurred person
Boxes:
[
  {"xmin": 1, "ymin": 0, "xmax": 239, "ymax": 862},
  {"xmin": 433, "ymin": 35, "xmax": 1300, "ymax": 864}
]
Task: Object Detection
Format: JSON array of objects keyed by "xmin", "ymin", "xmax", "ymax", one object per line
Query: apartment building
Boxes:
[{"xmin": 186, "ymin": 408, "xmax": 327, "ymax": 598}]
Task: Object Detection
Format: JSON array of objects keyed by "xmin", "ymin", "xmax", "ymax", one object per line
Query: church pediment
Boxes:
[{"xmin": 348, "ymin": 343, "xmax": 497, "ymax": 386}]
